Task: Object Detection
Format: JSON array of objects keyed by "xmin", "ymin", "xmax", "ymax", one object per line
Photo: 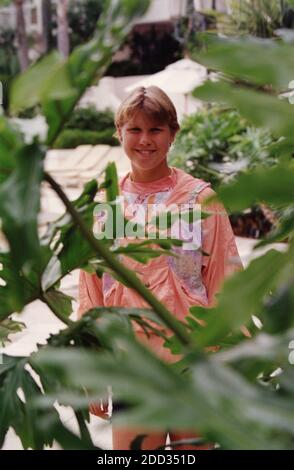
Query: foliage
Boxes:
[
  {"xmin": 107, "ymin": 25, "xmax": 183, "ymax": 76},
  {"xmin": 1, "ymin": 1, "xmax": 294, "ymax": 451},
  {"xmin": 68, "ymin": 0, "xmax": 106, "ymax": 50},
  {"xmin": 64, "ymin": 106, "xmax": 115, "ymax": 132},
  {"xmin": 14, "ymin": 106, "xmax": 40, "ymax": 119},
  {"xmin": 0, "ymin": 27, "xmax": 20, "ymax": 111},
  {"xmin": 0, "ymin": 28, "xmax": 19, "ymax": 77},
  {"xmin": 170, "ymin": 105, "xmax": 278, "ymax": 188},
  {"xmin": 0, "ymin": 318, "xmax": 25, "ymax": 346},
  {"xmin": 53, "ymin": 106, "xmax": 118, "ymax": 147},
  {"xmin": 226, "ymin": 0, "xmax": 294, "ymax": 38},
  {"xmin": 53, "ymin": 127, "xmax": 118, "ymax": 148},
  {"xmin": 0, "ymin": 74, "xmax": 11, "ymax": 112}
]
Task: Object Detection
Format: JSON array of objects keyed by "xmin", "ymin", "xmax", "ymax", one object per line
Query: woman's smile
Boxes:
[{"xmin": 135, "ymin": 149, "xmax": 157, "ymax": 156}]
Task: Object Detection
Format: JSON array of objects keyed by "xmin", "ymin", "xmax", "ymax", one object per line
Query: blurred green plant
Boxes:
[
  {"xmin": 0, "ymin": 27, "xmax": 20, "ymax": 111},
  {"xmin": 0, "ymin": 28, "xmax": 19, "ymax": 77},
  {"xmin": 53, "ymin": 127, "xmax": 118, "ymax": 148},
  {"xmin": 68, "ymin": 0, "xmax": 106, "ymax": 50},
  {"xmin": 54, "ymin": 106, "xmax": 118, "ymax": 147},
  {"xmin": 64, "ymin": 106, "xmax": 114, "ymax": 132},
  {"xmin": 224, "ymin": 0, "xmax": 294, "ymax": 38}
]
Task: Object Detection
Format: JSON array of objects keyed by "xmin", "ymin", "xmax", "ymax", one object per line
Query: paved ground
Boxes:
[{"xmin": 1, "ymin": 146, "xmax": 287, "ymax": 449}]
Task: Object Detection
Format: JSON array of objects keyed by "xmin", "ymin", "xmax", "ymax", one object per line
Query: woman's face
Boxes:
[{"xmin": 118, "ymin": 110, "xmax": 175, "ymax": 178}]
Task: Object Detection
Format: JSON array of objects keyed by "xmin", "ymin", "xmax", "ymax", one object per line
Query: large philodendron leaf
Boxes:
[
  {"xmin": 0, "ymin": 354, "xmax": 56, "ymax": 449},
  {"xmin": 0, "ymin": 245, "xmax": 54, "ymax": 321},
  {"xmin": 261, "ymin": 274, "xmax": 294, "ymax": 335},
  {"xmin": 0, "ymin": 116, "xmax": 23, "ymax": 184},
  {"xmin": 41, "ymin": 202, "xmax": 98, "ymax": 291},
  {"xmin": 40, "ymin": 179, "xmax": 100, "ymax": 290},
  {"xmin": 9, "ymin": 52, "xmax": 74, "ymax": 115},
  {"xmin": 187, "ymin": 246, "xmax": 293, "ymax": 349},
  {"xmin": 46, "ymin": 307, "xmax": 165, "ymax": 351},
  {"xmin": 32, "ymin": 327, "xmax": 294, "ymax": 449},
  {"xmin": 9, "ymin": 0, "xmax": 150, "ymax": 145},
  {"xmin": 213, "ymin": 328, "xmax": 294, "ymax": 381},
  {"xmin": 195, "ymin": 80, "xmax": 294, "ymax": 149},
  {"xmin": 0, "ymin": 143, "xmax": 44, "ymax": 307},
  {"xmin": 43, "ymin": 289, "xmax": 74, "ymax": 320},
  {"xmin": 0, "ymin": 355, "xmax": 99, "ymax": 449},
  {"xmin": 189, "ymin": 359, "xmax": 294, "ymax": 450},
  {"xmin": 207, "ymin": 164, "xmax": 294, "ymax": 213},
  {"xmin": 194, "ymin": 35, "xmax": 294, "ymax": 90},
  {"xmin": 0, "ymin": 142, "xmax": 44, "ymax": 266}
]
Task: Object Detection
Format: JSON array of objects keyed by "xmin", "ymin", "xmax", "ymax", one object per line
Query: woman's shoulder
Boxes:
[
  {"xmin": 173, "ymin": 167, "xmax": 209, "ymax": 187},
  {"xmin": 176, "ymin": 168, "xmax": 214, "ymax": 199},
  {"xmin": 196, "ymin": 185, "xmax": 216, "ymax": 203}
]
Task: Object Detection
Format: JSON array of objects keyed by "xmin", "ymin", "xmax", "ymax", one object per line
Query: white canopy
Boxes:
[{"xmin": 125, "ymin": 58, "xmax": 207, "ymax": 95}]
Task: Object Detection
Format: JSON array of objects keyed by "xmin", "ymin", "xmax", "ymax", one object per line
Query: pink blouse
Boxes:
[{"xmin": 77, "ymin": 167, "xmax": 242, "ymax": 333}]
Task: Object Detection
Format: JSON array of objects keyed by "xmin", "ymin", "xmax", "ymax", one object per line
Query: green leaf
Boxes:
[
  {"xmin": 0, "ymin": 247, "xmax": 52, "ymax": 321},
  {"xmin": 114, "ymin": 243, "xmax": 175, "ymax": 264},
  {"xmin": 262, "ymin": 275, "xmax": 294, "ymax": 334},
  {"xmin": 9, "ymin": 52, "xmax": 64, "ymax": 114},
  {"xmin": 41, "ymin": 179, "xmax": 98, "ymax": 247},
  {"xmin": 41, "ymin": 202, "xmax": 97, "ymax": 291},
  {"xmin": 0, "ymin": 355, "xmax": 54, "ymax": 449},
  {"xmin": 0, "ymin": 116, "xmax": 23, "ymax": 183},
  {"xmin": 189, "ymin": 248, "xmax": 292, "ymax": 348},
  {"xmin": 190, "ymin": 360, "xmax": 294, "ymax": 449},
  {"xmin": 43, "ymin": 289, "xmax": 73, "ymax": 319},
  {"xmin": 0, "ymin": 317, "xmax": 25, "ymax": 346},
  {"xmin": 0, "ymin": 143, "xmax": 44, "ymax": 306},
  {"xmin": 195, "ymin": 35, "xmax": 294, "ymax": 90},
  {"xmin": 0, "ymin": 354, "xmax": 98, "ymax": 449},
  {"xmin": 32, "ymin": 329, "xmax": 294, "ymax": 449},
  {"xmin": 0, "ymin": 143, "xmax": 44, "ymax": 267},
  {"xmin": 48, "ymin": 420, "xmax": 99, "ymax": 450},
  {"xmin": 40, "ymin": 178, "xmax": 99, "ymax": 292},
  {"xmin": 194, "ymin": 80, "xmax": 294, "ymax": 147},
  {"xmin": 213, "ymin": 164, "xmax": 294, "ymax": 212},
  {"xmin": 103, "ymin": 161, "xmax": 119, "ymax": 202},
  {"xmin": 0, "ymin": 252, "xmax": 36, "ymax": 318},
  {"xmin": 111, "ymin": 0, "xmax": 150, "ymax": 19},
  {"xmin": 214, "ymin": 329, "xmax": 294, "ymax": 378}
]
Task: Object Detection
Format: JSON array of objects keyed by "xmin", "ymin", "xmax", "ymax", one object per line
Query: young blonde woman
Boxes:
[{"xmin": 78, "ymin": 86, "xmax": 243, "ymax": 450}]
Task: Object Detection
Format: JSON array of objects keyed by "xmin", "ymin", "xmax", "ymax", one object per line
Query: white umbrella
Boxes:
[
  {"xmin": 79, "ymin": 77, "xmax": 122, "ymax": 112},
  {"xmin": 125, "ymin": 58, "xmax": 207, "ymax": 114},
  {"xmin": 125, "ymin": 58, "xmax": 207, "ymax": 95}
]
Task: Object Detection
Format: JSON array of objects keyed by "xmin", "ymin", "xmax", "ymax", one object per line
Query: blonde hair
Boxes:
[{"xmin": 114, "ymin": 86, "xmax": 180, "ymax": 137}]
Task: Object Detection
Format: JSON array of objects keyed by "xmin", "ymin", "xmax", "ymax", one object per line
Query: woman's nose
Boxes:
[{"xmin": 139, "ymin": 133, "xmax": 152, "ymax": 146}]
